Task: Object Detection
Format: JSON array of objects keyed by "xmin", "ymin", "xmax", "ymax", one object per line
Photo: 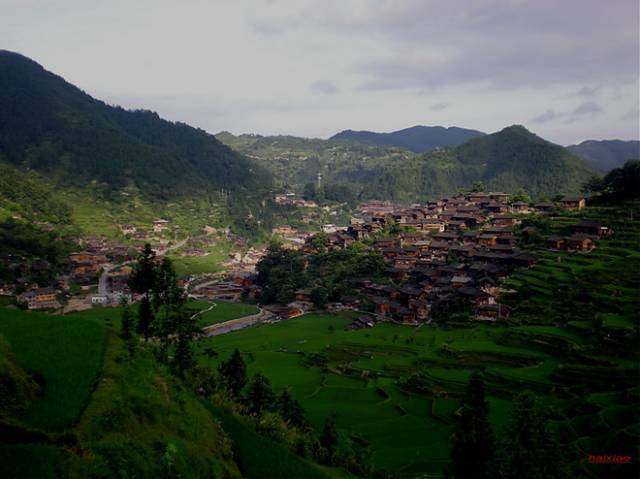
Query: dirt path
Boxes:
[{"xmin": 200, "ymin": 309, "xmax": 270, "ymax": 337}]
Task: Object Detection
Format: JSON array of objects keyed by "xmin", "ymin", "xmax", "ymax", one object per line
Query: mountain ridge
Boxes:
[
  {"xmin": 0, "ymin": 50, "xmax": 271, "ymax": 200},
  {"xmin": 330, "ymin": 125, "xmax": 486, "ymax": 152},
  {"xmin": 218, "ymin": 125, "xmax": 595, "ymax": 201},
  {"xmin": 567, "ymin": 139, "xmax": 640, "ymax": 172}
]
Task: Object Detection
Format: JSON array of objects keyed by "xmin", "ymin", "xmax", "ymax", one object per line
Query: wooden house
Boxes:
[
  {"xmin": 560, "ymin": 197, "xmax": 586, "ymax": 210},
  {"xmin": 572, "ymin": 220, "xmax": 611, "ymax": 237},
  {"xmin": 565, "ymin": 234, "xmax": 594, "ymax": 251},
  {"xmin": 479, "ymin": 234, "xmax": 498, "ymax": 246}
]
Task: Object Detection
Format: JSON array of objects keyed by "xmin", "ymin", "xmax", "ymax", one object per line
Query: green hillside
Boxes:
[
  {"xmin": 0, "ymin": 50, "xmax": 270, "ymax": 198},
  {"xmin": 330, "ymin": 125, "xmax": 485, "ymax": 153},
  {"xmin": 219, "ymin": 126, "xmax": 595, "ymax": 202},
  {"xmin": 0, "ymin": 307, "xmax": 242, "ymax": 478},
  {"xmin": 0, "ymin": 51, "xmax": 274, "ymax": 237},
  {"xmin": 568, "ymin": 139, "xmax": 640, "ymax": 172},
  {"xmin": 0, "ymin": 160, "xmax": 71, "ymax": 224}
]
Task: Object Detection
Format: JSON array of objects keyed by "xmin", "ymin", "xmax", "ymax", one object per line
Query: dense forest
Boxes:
[
  {"xmin": 568, "ymin": 139, "xmax": 640, "ymax": 172},
  {"xmin": 0, "ymin": 50, "xmax": 273, "ymax": 235}
]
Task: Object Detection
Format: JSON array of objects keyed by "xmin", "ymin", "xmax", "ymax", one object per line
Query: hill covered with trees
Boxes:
[
  {"xmin": 330, "ymin": 125, "xmax": 486, "ymax": 153},
  {"xmin": 220, "ymin": 126, "xmax": 595, "ymax": 202},
  {"xmin": 0, "ymin": 51, "xmax": 273, "ymax": 235},
  {"xmin": 567, "ymin": 139, "xmax": 640, "ymax": 172}
]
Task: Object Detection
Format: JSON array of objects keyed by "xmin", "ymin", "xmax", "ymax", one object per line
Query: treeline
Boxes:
[
  {"xmin": 207, "ymin": 349, "xmax": 390, "ymax": 478},
  {"xmin": 121, "ymin": 244, "xmax": 200, "ymax": 376},
  {"xmin": 582, "ymin": 160, "xmax": 640, "ymax": 201},
  {"xmin": 255, "ymin": 242, "xmax": 386, "ymax": 306}
]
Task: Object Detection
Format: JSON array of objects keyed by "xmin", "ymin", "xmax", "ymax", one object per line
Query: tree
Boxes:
[
  {"xmin": 120, "ymin": 305, "xmax": 133, "ymax": 341},
  {"xmin": 311, "ymin": 286, "xmax": 329, "ymax": 309},
  {"xmin": 311, "ymin": 232, "xmax": 329, "ymax": 252},
  {"xmin": 471, "ymin": 181, "xmax": 486, "ymax": 192},
  {"xmin": 256, "ymin": 244, "xmax": 307, "ymax": 304},
  {"xmin": 303, "ymin": 182, "xmax": 318, "ymax": 201},
  {"xmin": 128, "ymin": 243, "xmax": 157, "ymax": 295},
  {"xmin": 153, "ymin": 257, "xmax": 184, "ymax": 309},
  {"xmin": 277, "ymin": 389, "xmax": 306, "ymax": 429},
  {"xmin": 584, "ymin": 160, "xmax": 640, "ymax": 200},
  {"xmin": 173, "ymin": 332, "xmax": 195, "ymax": 378},
  {"xmin": 218, "ymin": 349, "xmax": 247, "ymax": 397},
  {"xmin": 245, "ymin": 373, "xmax": 275, "ymax": 416},
  {"xmin": 137, "ymin": 296, "xmax": 154, "ymax": 342},
  {"xmin": 512, "ymin": 187, "xmax": 531, "ymax": 204},
  {"xmin": 581, "ymin": 175, "xmax": 603, "ymax": 195},
  {"xmin": 499, "ymin": 391, "xmax": 567, "ymax": 479},
  {"xmin": 449, "ymin": 370, "xmax": 496, "ymax": 479},
  {"xmin": 320, "ymin": 414, "xmax": 339, "ymax": 454},
  {"xmin": 120, "ymin": 303, "xmax": 136, "ymax": 356}
]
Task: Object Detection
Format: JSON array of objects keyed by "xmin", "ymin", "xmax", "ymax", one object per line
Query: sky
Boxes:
[{"xmin": 1, "ymin": 0, "xmax": 639, "ymax": 145}]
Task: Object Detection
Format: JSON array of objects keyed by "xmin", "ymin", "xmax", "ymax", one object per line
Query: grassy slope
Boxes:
[
  {"xmin": 0, "ymin": 308, "xmax": 107, "ymax": 431},
  {"xmin": 72, "ymin": 312, "xmax": 241, "ymax": 479},
  {"xmin": 191, "ymin": 300, "xmax": 260, "ymax": 327},
  {"xmin": 0, "ymin": 307, "xmax": 242, "ymax": 479},
  {"xmin": 205, "ymin": 403, "xmax": 352, "ymax": 479}
]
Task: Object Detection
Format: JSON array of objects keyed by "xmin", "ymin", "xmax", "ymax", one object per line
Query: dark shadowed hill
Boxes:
[
  {"xmin": 330, "ymin": 125, "xmax": 485, "ymax": 152},
  {"xmin": 0, "ymin": 50, "xmax": 271, "ymax": 200},
  {"xmin": 567, "ymin": 139, "xmax": 640, "ymax": 172}
]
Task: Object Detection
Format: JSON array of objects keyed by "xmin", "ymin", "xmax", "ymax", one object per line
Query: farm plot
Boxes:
[
  {"xmin": 196, "ymin": 313, "xmax": 571, "ymax": 475},
  {"xmin": 0, "ymin": 307, "xmax": 107, "ymax": 431},
  {"xmin": 190, "ymin": 300, "xmax": 259, "ymax": 327}
]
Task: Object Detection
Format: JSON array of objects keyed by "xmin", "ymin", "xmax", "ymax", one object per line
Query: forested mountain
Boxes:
[
  {"xmin": 567, "ymin": 139, "xmax": 640, "ymax": 172},
  {"xmin": 219, "ymin": 126, "xmax": 594, "ymax": 202},
  {"xmin": 0, "ymin": 51, "xmax": 271, "ymax": 201},
  {"xmin": 330, "ymin": 125, "xmax": 485, "ymax": 152}
]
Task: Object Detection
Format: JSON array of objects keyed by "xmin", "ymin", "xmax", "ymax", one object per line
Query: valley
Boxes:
[{"xmin": 0, "ymin": 44, "xmax": 638, "ymax": 479}]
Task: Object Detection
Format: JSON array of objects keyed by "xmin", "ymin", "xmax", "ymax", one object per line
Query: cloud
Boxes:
[
  {"xmin": 621, "ymin": 106, "xmax": 639, "ymax": 121},
  {"xmin": 3, "ymin": 0, "xmax": 637, "ymax": 145},
  {"xmin": 572, "ymin": 101, "xmax": 604, "ymax": 116},
  {"xmin": 531, "ymin": 109, "xmax": 564, "ymax": 124},
  {"xmin": 430, "ymin": 102, "xmax": 449, "ymax": 111},
  {"xmin": 311, "ymin": 81, "xmax": 338, "ymax": 94},
  {"xmin": 575, "ymin": 85, "xmax": 601, "ymax": 98}
]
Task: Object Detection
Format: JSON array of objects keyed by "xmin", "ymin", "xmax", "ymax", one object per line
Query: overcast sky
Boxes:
[{"xmin": 2, "ymin": 0, "xmax": 638, "ymax": 144}]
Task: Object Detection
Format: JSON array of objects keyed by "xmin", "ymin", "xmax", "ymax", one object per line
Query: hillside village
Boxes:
[
  {"xmin": 1, "ymin": 191, "xmax": 611, "ymax": 324},
  {"xmin": 227, "ymin": 191, "xmax": 612, "ymax": 324}
]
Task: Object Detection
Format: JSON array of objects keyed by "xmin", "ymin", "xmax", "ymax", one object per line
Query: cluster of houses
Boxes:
[
  {"xmin": 119, "ymin": 219, "xmax": 172, "ymax": 242},
  {"xmin": 546, "ymin": 220, "xmax": 612, "ymax": 252},
  {"xmin": 222, "ymin": 247, "xmax": 267, "ymax": 273},
  {"xmin": 263, "ymin": 192, "xmax": 600, "ymax": 324},
  {"xmin": 70, "ymin": 236, "xmax": 133, "ymax": 287},
  {"xmin": 274, "ymin": 193, "xmax": 318, "ymax": 208},
  {"xmin": 8, "ymin": 236, "xmax": 137, "ymax": 311}
]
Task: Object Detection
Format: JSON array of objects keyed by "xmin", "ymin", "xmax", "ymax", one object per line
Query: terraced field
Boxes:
[{"xmin": 196, "ymin": 314, "xmax": 570, "ymax": 475}]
